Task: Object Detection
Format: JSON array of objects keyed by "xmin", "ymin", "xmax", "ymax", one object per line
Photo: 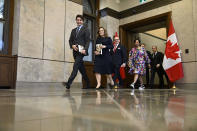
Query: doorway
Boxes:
[{"xmin": 119, "ymin": 12, "xmax": 172, "ymax": 88}]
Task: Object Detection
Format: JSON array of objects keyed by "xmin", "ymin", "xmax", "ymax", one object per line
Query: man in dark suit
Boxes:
[
  {"xmin": 141, "ymin": 43, "xmax": 152, "ymax": 86},
  {"xmin": 112, "ymin": 35, "xmax": 127, "ymax": 87},
  {"xmin": 150, "ymin": 45, "xmax": 165, "ymax": 88},
  {"xmin": 63, "ymin": 15, "xmax": 90, "ymax": 89}
]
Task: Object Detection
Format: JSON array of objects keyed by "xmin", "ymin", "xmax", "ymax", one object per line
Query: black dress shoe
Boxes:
[{"xmin": 62, "ymin": 82, "xmax": 70, "ymax": 89}]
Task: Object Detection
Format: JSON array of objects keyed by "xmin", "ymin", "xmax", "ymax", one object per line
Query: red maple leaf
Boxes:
[{"xmin": 165, "ymin": 40, "xmax": 180, "ymax": 60}]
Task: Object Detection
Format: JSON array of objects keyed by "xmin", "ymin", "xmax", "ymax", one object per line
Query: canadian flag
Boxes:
[{"xmin": 162, "ymin": 19, "xmax": 184, "ymax": 82}]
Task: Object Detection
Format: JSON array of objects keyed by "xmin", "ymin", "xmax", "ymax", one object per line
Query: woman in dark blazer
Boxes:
[{"xmin": 94, "ymin": 27, "xmax": 114, "ymax": 89}]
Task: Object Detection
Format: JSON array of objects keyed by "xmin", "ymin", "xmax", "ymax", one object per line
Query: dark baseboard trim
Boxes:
[{"xmin": 100, "ymin": 0, "xmax": 182, "ymax": 19}]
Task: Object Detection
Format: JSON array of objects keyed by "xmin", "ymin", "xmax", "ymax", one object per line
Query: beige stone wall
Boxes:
[
  {"xmin": 13, "ymin": 0, "xmax": 82, "ymax": 82},
  {"xmin": 146, "ymin": 28, "xmax": 167, "ymax": 40},
  {"xmin": 12, "ymin": 0, "xmax": 20, "ymax": 55},
  {"xmin": 43, "ymin": 0, "xmax": 65, "ymax": 61},
  {"xmin": 139, "ymin": 33, "xmax": 166, "ymax": 53},
  {"xmin": 100, "ymin": 16, "xmax": 119, "ymax": 39},
  {"xmin": 193, "ymin": 0, "xmax": 197, "ymax": 61},
  {"xmin": 18, "ymin": 0, "xmax": 44, "ymax": 58},
  {"xmin": 142, "ymin": 28, "xmax": 167, "ymax": 53},
  {"xmin": 107, "ymin": 16, "xmax": 120, "ymax": 38}
]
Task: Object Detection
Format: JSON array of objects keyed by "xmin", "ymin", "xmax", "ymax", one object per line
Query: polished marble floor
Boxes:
[{"xmin": 0, "ymin": 84, "xmax": 197, "ymax": 131}]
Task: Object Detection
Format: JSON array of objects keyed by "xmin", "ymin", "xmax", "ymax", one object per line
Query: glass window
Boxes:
[
  {"xmin": 0, "ymin": 0, "xmax": 4, "ymax": 18},
  {"xmin": 83, "ymin": 0, "xmax": 96, "ymax": 62},
  {"xmin": 84, "ymin": 18, "xmax": 93, "ymax": 39},
  {"xmin": 0, "ymin": 0, "xmax": 9, "ymax": 55},
  {"xmin": 83, "ymin": 0, "xmax": 93, "ymax": 14},
  {"xmin": 0, "ymin": 22, "xmax": 4, "ymax": 52}
]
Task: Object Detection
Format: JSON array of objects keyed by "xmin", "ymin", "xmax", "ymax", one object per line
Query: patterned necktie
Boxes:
[
  {"xmin": 76, "ymin": 27, "xmax": 80, "ymax": 34},
  {"xmin": 113, "ymin": 44, "xmax": 117, "ymax": 52},
  {"xmin": 153, "ymin": 53, "xmax": 156, "ymax": 58}
]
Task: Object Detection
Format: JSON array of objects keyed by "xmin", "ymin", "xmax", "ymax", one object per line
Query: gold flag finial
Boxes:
[{"xmin": 172, "ymin": 83, "xmax": 176, "ymax": 89}]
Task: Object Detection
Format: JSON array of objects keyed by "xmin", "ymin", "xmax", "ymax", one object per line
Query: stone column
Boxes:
[{"xmin": 100, "ymin": 16, "xmax": 120, "ymax": 39}]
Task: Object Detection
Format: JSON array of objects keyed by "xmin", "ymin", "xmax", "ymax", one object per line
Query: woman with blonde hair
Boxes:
[{"xmin": 93, "ymin": 27, "xmax": 114, "ymax": 89}]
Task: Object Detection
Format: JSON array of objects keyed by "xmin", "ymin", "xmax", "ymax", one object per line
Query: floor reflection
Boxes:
[{"xmin": 0, "ymin": 86, "xmax": 196, "ymax": 131}]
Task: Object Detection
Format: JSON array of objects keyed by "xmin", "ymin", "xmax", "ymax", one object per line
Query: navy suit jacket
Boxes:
[
  {"xmin": 69, "ymin": 25, "xmax": 90, "ymax": 56},
  {"xmin": 151, "ymin": 51, "xmax": 164, "ymax": 70},
  {"xmin": 112, "ymin": 44, "xmax": 127, "ymax": 66}
]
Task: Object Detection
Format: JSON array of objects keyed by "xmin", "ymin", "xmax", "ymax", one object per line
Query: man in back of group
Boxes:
[
  {"xmin": 141, "ymin": 43, "xmax": 152, "ymax": 86},
  {"xmin": 150, "ymin": 45, "xmax": 165, "ymax": 88}
]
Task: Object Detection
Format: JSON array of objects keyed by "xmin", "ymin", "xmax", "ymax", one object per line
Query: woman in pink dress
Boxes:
[{"xmin": 128, "ymin": 39, "xmax": 150, "ymax": 90}]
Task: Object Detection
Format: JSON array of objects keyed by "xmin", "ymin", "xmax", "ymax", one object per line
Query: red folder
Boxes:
[{"xmin": 120, "ymin": 67, "xmax": 126, "ymax": 79}]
